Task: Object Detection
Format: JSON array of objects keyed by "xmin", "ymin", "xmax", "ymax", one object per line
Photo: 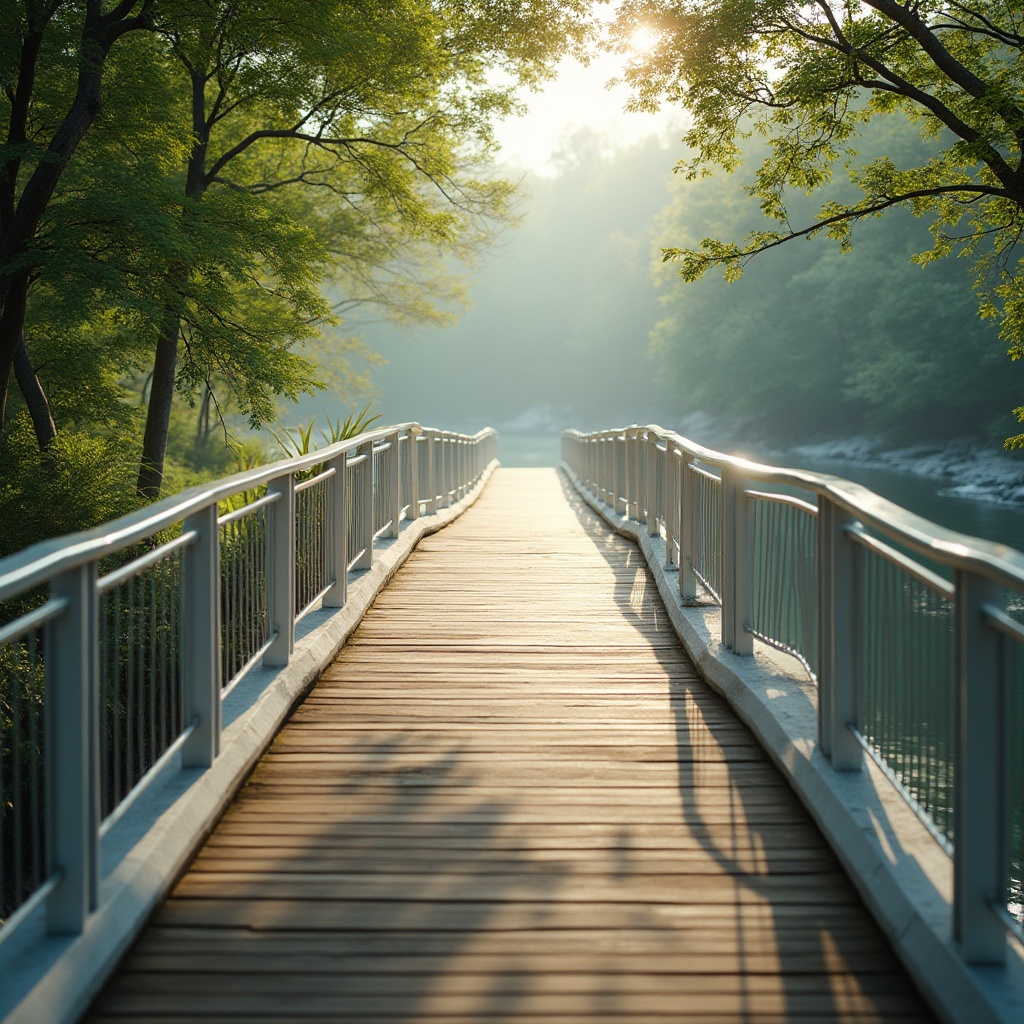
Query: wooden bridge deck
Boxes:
[{"xmin": 86, "ymin": 468, "xmax": 933, "ymax": 1023}]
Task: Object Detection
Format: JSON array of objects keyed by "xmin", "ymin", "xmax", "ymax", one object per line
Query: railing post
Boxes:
[
  {"xmin": 388, "ymin": 430, "xmax": 401, "ymax": 538},
  {"xmin": 721, "ymin": 466, "xmax": 753, "ymax": 655},
  {"xmin": 954, "ymin": 570, "xmax": 1007, "ymax": 964},
  {"xmin": 647, "ymin": 437, "xmax": 660, "ymax": 539},
  {"xmin": 355, "ymin": 441, "xmax": 374, "ymax": 569},
  {"xmin": 439, "ymin": 436, "xmax": 451, "ymax": 509},
  {"xmin": 680, "ymin": 460, "xmax": 698, "ymax": 602},
  {"xmin": 613, "ymin": 433, "xmax": 624, "ymax": 516},
  {"xmin": 408, "ymin": 428, "xmax": 420, "ymax": 522},
  {"xmin": 426, "ymin": 432, "xmax": 438, "ymax": 514},
  {"xmin": 323, "ymin": 450, "xmax": 348, "ymax": 608},
  {"xmin": 817, "ymin": 497, "xmax": 861, "ymax": 769},
  {"xmin": 665, "ymin": 448, "xmax": 679, "ymax": 568},
  {"xmin": 264, "ymin": 472, "xmax": 295, "ymax": 667},
  {"xmin": 181, "ymin": 503, "xmax": 220, "ymax": 767},
  {"xmin": 625, "ymin": 429, "xmax": 637, "ymax": 520},
  {"xmin": 46, "ymin": 563, "xmax": 100, "ymax": 933}
]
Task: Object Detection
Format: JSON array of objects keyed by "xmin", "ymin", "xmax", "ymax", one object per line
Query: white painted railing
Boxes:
[
  {"xmin": 0, "ymin": 424, "xmax": 497, "ymax": 948},
  {"xmin": 564, "ymin": 424, "xmax": 1024, "ymax": 966}
]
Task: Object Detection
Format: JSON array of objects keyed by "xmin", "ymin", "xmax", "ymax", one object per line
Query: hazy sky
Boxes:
[{"xmin": 492, "ymin": 44, "xmax": 680, "ymax": 176}]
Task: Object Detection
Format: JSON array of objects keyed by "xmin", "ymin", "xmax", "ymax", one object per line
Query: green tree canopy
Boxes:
[
  {"xmin": 611, "ymin": 0, "xmax": 1024, "ymax": 444},
  {"xmin": 0, "ymin": 0, "xmax": 598, "ymax": 511}
]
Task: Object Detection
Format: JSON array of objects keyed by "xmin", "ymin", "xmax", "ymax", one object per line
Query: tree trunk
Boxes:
[
  {"xmin": 0, "ymin": 270, "xmax": 30, "ymax": 429},
  {"xmin": 14, "ymin": 333, "xmax": 56, "ymax": 449},
  {"xmin": 135, "ymin": 66, "xmax": 210, "ymax": 500},
  {"xmin": 136, "ymin": 319, "xmax": 180, "ymax": 499}
]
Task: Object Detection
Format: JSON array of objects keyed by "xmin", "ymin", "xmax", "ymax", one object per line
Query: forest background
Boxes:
[{"xmin": 3, "ymin": 0, "xmax": 1023, "ymax": 562}]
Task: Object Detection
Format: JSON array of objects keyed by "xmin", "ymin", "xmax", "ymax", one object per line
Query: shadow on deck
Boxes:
[{"xmin": 84, "ymin": 468, "xmax": 933, "ymax": 1023}]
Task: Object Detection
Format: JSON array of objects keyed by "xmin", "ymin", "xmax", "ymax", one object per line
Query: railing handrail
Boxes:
[
  {"xmin": 566, "ymin": 425, "xmax": 1024, "ymax": 587},
  {"xmin": 563, "ymin": 422, "xmax": 1024, "ymax": 974},
  {"xmin": 0, "ymin": 424, "xmax": 496, "ymax": 602}
]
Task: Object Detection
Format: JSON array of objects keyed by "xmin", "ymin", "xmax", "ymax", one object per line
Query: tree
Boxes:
[
  {"xmin": 129, "ymin": 0, "xmax": 596, "ymax": 496},
  {"xmin": 611, "ymin": 0, "xmax": 1024, "ymax": 442},
  {"xmin": 0, "ymin": 1, "xmax": 156, "ymax": 445},
  {"xmin": 648, "ymin": 123, "xmax": 1019, "ymax": 444}
]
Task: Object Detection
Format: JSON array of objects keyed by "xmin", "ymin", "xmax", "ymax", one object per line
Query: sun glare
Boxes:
[{"xmin": 629, "ymin": 25, "xmax": 659, "ymax": 54}]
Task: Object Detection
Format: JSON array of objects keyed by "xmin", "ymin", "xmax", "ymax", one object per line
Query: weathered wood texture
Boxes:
[{"xmin": 86, "ymin": 468, "xmax": 933, "ymax": 1023}]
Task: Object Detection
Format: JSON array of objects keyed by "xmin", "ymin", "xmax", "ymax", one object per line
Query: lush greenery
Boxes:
[
  {"xmin": 0, "ymin": 0, "xmax": 596, "ymax": 546},
  {"xmin": 650, "ymin": 123, "xmax": 1020, "ymax": 444},
  {"xmin": 611, "ymin": 0, "xmax": 1024, "ymax": 444}
]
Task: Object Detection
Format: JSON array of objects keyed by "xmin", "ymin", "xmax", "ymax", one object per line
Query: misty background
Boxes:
[{"xmin": 295, "ymin": 119, "xmax": 1022, "ymax": 469}]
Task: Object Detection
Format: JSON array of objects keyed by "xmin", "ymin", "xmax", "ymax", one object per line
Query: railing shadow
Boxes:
[
  {"xmin": 86, "ymin": 725, "xmax": 574, "ymax": 1020},
  {"xmin": 556, "ymin": 471, "xmax": 929, "ymax": 1022}
]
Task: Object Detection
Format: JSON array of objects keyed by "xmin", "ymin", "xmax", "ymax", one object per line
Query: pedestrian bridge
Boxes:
[{"xmin": 1, "ymin": 425, "xmax": 1024, "ymax": 1023}]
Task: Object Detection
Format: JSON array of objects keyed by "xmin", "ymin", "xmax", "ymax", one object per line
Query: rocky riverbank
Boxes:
[{"xmin": 787, "ymin": 437, "xmax": 1024, "ymax": 506}]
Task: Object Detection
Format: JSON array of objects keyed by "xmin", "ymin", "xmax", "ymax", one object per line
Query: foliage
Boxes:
[
  {"xmin": 0, "ymin": 416, "xmax": 142, "ymax": 562},
  {"xmin": 270, "ymin": 405, "xmax": 381, "ymax": 480},
  {"xmin": 611, "ymin": 0, "xmax": 1024, "ymax": 444},
  {"xmin": 0, "ymin": 0, "xmax": 601, "ymax": 512},
  {"xmin": 649, "ymin": 121, "xmax": 1020, "ymax": 443}
]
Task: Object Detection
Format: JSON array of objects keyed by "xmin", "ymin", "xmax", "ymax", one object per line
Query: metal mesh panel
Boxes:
[
  {"xmin": 749, "ymin": 495, "xmax": 819, "ymax": 673},
  {"xmin": 855, "ymin": 541, "xmax": 955, "ymax": 843},
  {"xmin": 295, "ymin": 474, "xmax": 330, "ymax": 617},
  {"xmin": 220, "ymin": 505, "xmax": 268, "ymax": 687},
  {"xmin": 347, "ymin": 455, "xmax": 368, "ymax": 570},
  {"xmin": 690, "ymin": 466, "xmax": 723, "ymax": 603},
  {"xmin": 0, "ymin": 625, "xmax": 45, "ymax": 924},
  {"xmin": 372, "ymin": 441, "xmax": 393, "ymax": 536},
  {"xmin": 99, "ymin": 551, "xmax": 184, "ymax": 819}
]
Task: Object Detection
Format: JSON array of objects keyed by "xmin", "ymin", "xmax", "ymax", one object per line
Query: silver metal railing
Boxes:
[
  {"xmin": 564, "ymin": 424, "xmax": 1024, "ymax": 966},
  {"xmin": 0, "ymin": 423, "xmax": 497, "ymax": 945}
]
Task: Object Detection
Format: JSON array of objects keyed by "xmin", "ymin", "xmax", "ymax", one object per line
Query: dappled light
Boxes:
[{"xmin": 88, "ymin": 469, "xmax": 926, "ymax": 1020}]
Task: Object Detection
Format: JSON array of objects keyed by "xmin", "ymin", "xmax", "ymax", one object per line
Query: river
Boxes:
[{"xmin": 498, "ymin": 432, "xmax": 1024, "ymax": 553}]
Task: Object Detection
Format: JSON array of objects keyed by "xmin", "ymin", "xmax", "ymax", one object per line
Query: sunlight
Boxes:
[{"xmin": 629, "ymin": 25, "xmax": 659, "ymax": 55}]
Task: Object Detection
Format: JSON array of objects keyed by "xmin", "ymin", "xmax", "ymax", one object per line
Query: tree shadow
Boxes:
[
  {"xmin": 556, "ymin": 470, "xmax": 933, "ymax": 1023},
  {"xmin": 85, "ymin": 467, "xmax": 930, "ymax": 1022}
]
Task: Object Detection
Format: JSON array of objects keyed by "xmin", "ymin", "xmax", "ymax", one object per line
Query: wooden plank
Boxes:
[{"xmin": 85, "ymin": 468, "xmax": 933, "ymax": 1023}]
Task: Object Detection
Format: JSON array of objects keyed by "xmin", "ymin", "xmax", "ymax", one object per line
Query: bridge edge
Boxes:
[
  {"xmin": 561, "ymin": 460, "xmax": 1024, "ymax": 1024},
  {"xmin": 0, "ymin": 460, "xmax": 501, "ymax": 1024}
]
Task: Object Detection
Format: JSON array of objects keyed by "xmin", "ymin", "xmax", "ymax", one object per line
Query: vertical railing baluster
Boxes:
[
  {"xmin": 408, "ymin": 428, "xmax": 420, "ymax": 521},
  {"xmin": 388, "ymin": 430, "xmax": 401, "ymax": 538},
  {"xmin": 324, "ymin": 450, "xmax": 348, "ymax": 608},
  {"xmin": 624, "ymin": 428, "xmax": 636, "ymax": 520},
  {"xmin": 355, "ymin": 441, "xmax": 374, "ymax": 569},
  {"xmin": 680, "ymin": 460, "xmax": 697, "ymax": 601},
  {"xmin": 46, "ymin": 563, "xmax": 99, "ymax": 933},
  {"xmin": 817, "ymin": 497, "xmax": 861, "ymax": 768},
  {"xmin": 265, "ymin": 473, "xmax": 296, "ymax": 666},
  {"xmin": 954, "ymin": 571, "xmax": 1006, "ymax": 964},
  {"xmin": 427, "ymin": 432, "xmax": 437, "ymax": 514},
  {"xmin": 609, "ymin": 435, "xmax": 616, "ymax": 507},
  {"xmin": 647, "ymin": 434, "xmax": 659, "ymax": 538},
  {"xmin": 665, "ymin": 448, "xmax": 678, "ymax": 568},
  {"xmin": 721, "ymin": 466, "xmax": 753, "ymax": 655},
  {"xmin": 181, "ymin": 504, "xmax": 220, "ymax": 766}
]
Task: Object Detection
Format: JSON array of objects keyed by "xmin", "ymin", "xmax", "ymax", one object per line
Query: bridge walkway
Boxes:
[{"xmin": 85, "ymin": 468, "xmax": 933, "ymax": 1023}]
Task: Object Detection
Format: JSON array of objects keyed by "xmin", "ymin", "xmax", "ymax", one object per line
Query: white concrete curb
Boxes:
[
  {"xmin": 562, "ymin": 462, "xmax": 1024, "ymax": 1024},
  {"xmin": 0, "ymin": 461, "xmax": 499, "ymax": 1024}
]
